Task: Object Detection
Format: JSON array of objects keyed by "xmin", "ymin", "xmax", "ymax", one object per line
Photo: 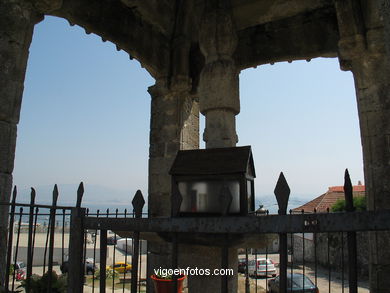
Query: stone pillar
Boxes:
[
  {"xmin": 176, "ymin": 3, "xmax": 239, "ymax": 292},
  {"xmin": 148, "ymin": 78, "xmax": 198, "ymax": 217},
  {"xmin": 352, "ymin": 51, "xmax": 390, "ymax": 293},
  {"xmin": 198, "ymin": 3, "xmax": 239, "ymax": 148},
  {"xmin": 0, "ymin": 1, "xmax": 42, "ymax": 287},
  {"xmin": 336, "ymin": 1, "xmax": 390, "ymax": 291},
  {"xmin": 147, "ymin": 78, "xmax": 199, "ymax": 292}
]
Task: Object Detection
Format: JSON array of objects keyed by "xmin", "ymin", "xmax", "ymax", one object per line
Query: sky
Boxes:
[{"xmin": 13, "ymin": 16, "xmax": 364, "ymax": 208}]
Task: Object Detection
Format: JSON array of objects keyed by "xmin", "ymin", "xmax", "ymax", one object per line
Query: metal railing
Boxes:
[{"xmin": 2, "ymin": 170, "xmax": 389, "ymax": 292}]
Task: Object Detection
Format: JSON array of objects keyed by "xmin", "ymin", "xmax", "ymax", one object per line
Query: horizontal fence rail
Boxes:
[{"xmin": 83, "ymin": 210, "xmax": 390, "ymax": 234}]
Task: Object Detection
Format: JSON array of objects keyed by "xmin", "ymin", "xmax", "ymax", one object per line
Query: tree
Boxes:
[{"xmin": 331, "ymin": 197, "xmax": 366, "ymax": 212}]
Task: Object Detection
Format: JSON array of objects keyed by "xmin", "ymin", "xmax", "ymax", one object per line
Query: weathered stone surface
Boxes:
[
  {"xmin": 0, "ymin": 1, "xmax": 38, "ymax": 286},
  {"xmin": 147, "ymin": 78, "xmax": 199, "ymax": 292},
  {"xmin": 199, "ymin": 60, "xmax": 239, "ymax": 114},
  {"xmin": 0, "ymin": 173, "xmax": 12, "ymax": 288},
  {"xmin": 0, "ymin": 1, "xmax": 39, "ymax": 123},
  {"xmin": 340, "ymin": 19, "xmax": 390, "ymax": 290},
  {"xmin": 0, "ymin": 121, "xmax": 17, "ymax": 174},
  {"xmin": 33, "ymin": 0, "xmax": 62, "ymax": 13},
  {"xmin": 202, "ymin": 110, "xmax": 238, "ymax": 148},
  {"xmin": 198, "ymin": 5, "xmax": 239, "ymax": 149}
]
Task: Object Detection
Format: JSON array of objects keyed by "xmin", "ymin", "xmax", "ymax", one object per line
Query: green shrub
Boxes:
[
  {"xmin": 9, "ymin": 265, "xmax": 14, "ymax": 277},
  {"xmin": 331, "ymin": 197, "xmax": 366, "ymax": 212},
  {"xmin": 17, "ymin": 271, "xmax": 67, "ymax": 293},
  {"xmin": 94, "ymin": 268, "xmax": 118, "ymax": 280}
]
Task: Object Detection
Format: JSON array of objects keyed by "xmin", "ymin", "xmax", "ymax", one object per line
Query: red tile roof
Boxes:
[
  {"xmin": 292, "ymin": 185, "xmax": 365, "ymax": 213},
  {"xmin": 328, "ymin": 185, "xmax": 365, "ymax": 192}
]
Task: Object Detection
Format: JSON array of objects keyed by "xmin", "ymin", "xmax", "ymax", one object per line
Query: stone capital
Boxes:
[
  {"xmin": 148, "ymin": 76, "xmax": 192, "ymax": 100},
  {"xmin": 148, "ymin": 79, "xmax": 169, "ymax": 99},
  {"xmin": 338, "ymin": 28, "xmax": 387, "ymax": 71},
  {"xmin": 170, "ymin": 75, "xmax": 192, "ymax": 95}
]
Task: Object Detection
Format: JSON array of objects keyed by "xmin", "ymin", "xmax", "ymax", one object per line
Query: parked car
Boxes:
[
  {"xmin": 14, "ymin": 261, "xmax": 26, "ymax": 272},
  {"xmin": 14, "ymin": 261, "xmax": 26, "ymax": 280},
  {"xmin": 16, "ymin": 269, "xmax": 26, "ymax": 281},
  {"xmin": 267, "ymin": 273, "xmax": 319, "ymax": 293},
  {"xmin": 248, "ymin": 258, "xmax": 277, "ymax": 277},
  {"xmin": 238, "ymin": 258, "xmax": 247, "ymax": 273},
  {"xmin": 107, "ymin": 235, "xmax": 118, "ymax": 245},
  {"xmin": 108, "ymin": 262, "xmax": 132, "ymax": 273},
  {"xmin": 60, "ymin": 260, "xmax": 96, "ymax": 275}
]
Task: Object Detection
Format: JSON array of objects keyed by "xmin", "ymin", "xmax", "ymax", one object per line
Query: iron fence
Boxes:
[{"xmin": 2, "ymin": 170, "xmax": 390, "ymax": 292}]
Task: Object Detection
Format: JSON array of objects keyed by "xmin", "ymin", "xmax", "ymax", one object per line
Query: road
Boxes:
[{"xmin": 239, "ymin": 254, "xmax": 369, "ymax": 293}]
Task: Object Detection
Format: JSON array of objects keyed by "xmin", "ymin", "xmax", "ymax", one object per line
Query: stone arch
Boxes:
[{"xmin": 41, "ymin": 0, "xmax": 170, "ymax": 79}]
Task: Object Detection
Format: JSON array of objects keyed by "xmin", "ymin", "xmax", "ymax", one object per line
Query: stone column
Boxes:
[
  {"xmin": 177, "ymin": 3, "xmax": 239, "ymax": 293},
  {"xmin": 363, "ymin": 4, "xmax": 390, "ymax": 293},
  {"xmin": 147, "ymin": 78, "xmax": 199, "ymax": 292},
  {"xmin": 198, "ymin": 3, "xmax": 239, "ymax": 148},
  {"xmin": 336, "ymin": 2, "xmax": 390, "ymax": 290},
  {"xmin": 352, "ymin": 52, "xmax": 390, "ymax": 293},
  {"xmin": 351, "ymin": 55, "xmax": 390, "ymax": 293},
  {"xmin": 0, "ymin": 1, "xmax": 42, "ymax": 287}
]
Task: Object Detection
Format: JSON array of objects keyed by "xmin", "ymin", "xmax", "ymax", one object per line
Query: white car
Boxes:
[{"xmin": 247, "ymin": 258, "xmax": 277, "ymax": 277}]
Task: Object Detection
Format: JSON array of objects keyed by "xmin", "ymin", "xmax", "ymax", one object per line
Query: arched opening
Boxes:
[
  {"xmin": 13, "ymin": 16, "xmax": 154, "ymax": 209},
  {"xmin": 238, "ymin": 58, "xmax": 363, "ymax": 212}
]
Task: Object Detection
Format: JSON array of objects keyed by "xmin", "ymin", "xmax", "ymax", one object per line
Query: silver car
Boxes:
[{"xmin": 248, "ymin": 258, "xmax": 277, "ymax": 277}]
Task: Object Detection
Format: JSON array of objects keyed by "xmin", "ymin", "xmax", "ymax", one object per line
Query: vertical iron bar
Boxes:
[
  {"xmin": 344, "ymin": 169, "xmax": 358, "ymax": 293},
  {"xmin": 62, "ymin": 208, "xmax": 66, "ymax": 266},
  {"xmin": 67, "ymin": 207, "xmax": 85, "ymax": 293},
  {"xmin": 255, "ymin": 243, "xmax": 258, "ymax": 293},
  {"xmin": 279, "ymin": 233, "xmax": 288, "ymax": 293},
  {"xmin": 31, "ymin": 207, "xmax": 39, "ymax": 265},
  {"xmin": 92, "ymin": 210, "xmax": 99, "ymax": 293},
  {"xmin": 47, "ymin": 185, "xmax": 59, "ymax": 292},
  {"xmin": 274, "ymin": 172, "xmax": 290, "ymax": 293},
  {"xmin": 265, "ymin": 239, "xmax": 268, "ymax": 292},
  {"xmin": 5, "ymin": 187, "xmax": 17, "ymax": 292},
  {"xmin": 327, "ymin": 218, "xmax": 331, "ymax": 293},
  {"xmin": 341, "ymin": 232, "xmax": 345, "ymax": 293},
  {"xmin": 43, "ymin": 214, "xmax": 51, "ymax": 274},
  {"xmin": 26, "ymin": 188, "xmax": 36, "ymax": 292},
  {"xmin": 11, "ymin": 207, "xmax": 23, "ymax": 292},
  {"xmin": 112, "ymin": 209, "xmax": 118, "ymax": 293},
  {"xmin": 314, "ymin": 208, "xmax": 318, "ymax": 288},
  {"xmin": 347, "ymin": 232, "xmax": 358, "ymax": 292},
  {"xmin": 26, "ymin": 189, "xmax": 36, "ymax": 276},
  {"xmin": 83, "ymin": 209, "xmax": 89, "ymax": 281},
  {"xmin": 123, "ymin": 209, "xmax": 128, "ymax": 293},
  {"xmin": 290, "ymin": 231, "xmax": 294, "ymax": 292},
  {"xmin": 245, "ymin": 249, "xmax": 249, "ymax": 293},
  {"xmin": 100, "ymin": 229, "xmax": 108, "ymax": 293},
  {"xmin": 138, "ymin": 236, "xmax": 143, "ymax": 293},
  {"xmin": 302, "ymin": 210, "xmax": 305, "ymax": 291},
  {"xmin": 105, "ymin": 209, "xmax": 109, "ymax": 291},
  {"xmin": 131, "ymin": 229, "xmax": 141, "ymax": 292},
  {"xmin": 172, "ymin": 233, "xmax": 178, "ymax": 293},
  {"xmin": 131, "ymin": 190, "xmax": 145, "ymax": 293}
]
